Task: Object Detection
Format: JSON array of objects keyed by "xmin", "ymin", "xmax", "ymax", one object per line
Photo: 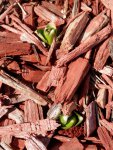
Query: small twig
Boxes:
[
  {"xmin": 32, "ymin": 44, "xmax": 40, "ymax": 62},
  {"xmin": 0, "ymin": 3, "xmax": 16, "ymax": 22},
  {"xmin": 45, "ymin": 37, "xmax": 56, "ymax": 65}
]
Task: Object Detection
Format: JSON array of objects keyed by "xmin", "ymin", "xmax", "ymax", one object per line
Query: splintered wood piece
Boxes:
[
  {"xmin": 34, "ymin": 5, "xmax": 65, "ymax": 26},
  {"xmin": 0, "ymin": 31, "xmax": 21, "ymax": 43},
  {"xmin": 0, "ymin": 31, "xmax": 31, "ymax": 57},
  {"xmin": 23, "ymin": 3, "xmax": 35, "ymax": 27},
  {"xmin": 10, "ymin": 15, "xmax": 48, "ymax": 56},
  {"xmin": 54, "ymin": 135, "xmax": 71, "ymax": 142},
  {"xmin": 96, "ymin": 88, "xmax": 107, "ymax": 109},
  {"xmin": 9, "ymin": 93, "xmax": 29, "ymax": 104},
  {"xmin": 22, "ymin": 65, "xmax": 45, "ymax": 83},
  {"xmin": 79, "ymin": 73, "xmax": 90, "ymax": 106},
  {"xmin": 60, "ymin": 11, "xmax": 89, "ymax": 53},
  {"xmin": 86, "ymin": 101, "xmax": 97, "ymax": 137},
  {"xmin": 37, "ymin": 66, "xmax": 66, "ymax": 92},
  {"xmin": 24, "ymin": 100, "xmax": 40, "ymax": 122},
  {"xmin": 0, "ymin": 42, "xmax": 31, "ymax": 57},
  {"xmin": 97, "ymin": 83, "xmax": 112, "ymax": 90},
  {"xmin": 81, "ymin": 10, "xmax": 109, "ymax": 42},
  {"xmin": 47, "ymin": 66, "xmax": 66, "ymax": 88},
  {"xmin": 1, "ymin": 119, "xmax": 14, "ymax": 145},
  {"xmin": 102, "ymin": 74, "xmax": 113, "ymax": 88},
  {"xmin": 0, "ymin": 24, "xmax": 22, "ymax": 35},
  {"xmin": 55, "ymin": 58, "xmax": 90, "ymax": 102},
  {"xmin": 0, "ymin": 142, "xmax": 13, "ymax": 150},
  {"xmin": 42, "ymin": 1, "xmax": 64, "ymax": 19},
  {"xmin": 20, "ymin": 53, "xmax": 47, "ymax": 65},
  {"xmin": 81, "ymin": 2, "xmax": 92, "ymax": 12},
  {"xmin": 7, "ymin": 61, "xmax": 21, "ymax": 74},
  {"xmin": 101, "ymin": 0, "xmax": 113, "ymax": 27},
  {"xmin": 8, "ymin": 107, "xmax": 24, "ymax": 124},
  {"xmin": 36, "ymin": 71, "xmax": 51, "ymax": 92},
  {"xmin": 97, "ymin": 126, "xmax": 113, "ymax": 150},
  {"xmin": 57, "ymin": 25, "xmax": 111, "ymax": 67},
  {"xmin": 25, "ymin": 135, "xmax": 47, "ymax": 150},
  {"xmin": 62, "ymin": 100, "xmax": 77, "ymax": 115},
  {"xmin": 0, "ymin": 105, "xmax": 13, "ymax": 119},
  {"xmin": 94, "ymin": 39, "xmax": 109, "ymax": 70},
  {"xmin": 0, "ymin": 70, "xmax": 47, "ymax": 106},
  {"xmin": 59, "ymin": 137, "xmax": 84, "ymax": 150},
  {"xmin": 0, "ymin": 119, "xmax": 60, "ymax": 137},
  {"xmin": 99, "ymin": 119, "xmax": 113, "ymax": 135},
  {"xmin": 106, "ymin": 89, "xmax": 113, "ymax": 120},
  {"xmin": 99, "ymin": 66, "xmax": 113, "ymax": 77},
  {"xmin": 0, "ymin": 3, "xmax": 15, "ymax": 22},
  {"xmin": 84, "ymin": 137, "xmax": 101, "ymax": 144},
  {"xmin": 71, "ymin": 0, "xmax": 80, "ymax": 17},
  {"xmin": 45, "ymin": 37, "xmax": 56, "ymax": 65}
]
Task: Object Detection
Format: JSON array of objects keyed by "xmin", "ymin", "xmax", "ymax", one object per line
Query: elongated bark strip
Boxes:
[
  {"xmin": 0, "ymin": 70, "xmax": 47, "ymax": 106},
  {"xmin": 99, "ymin": 119, "xmax": 113, "ymax": 135},
  {"xmin": 102, "ymin": 74, "xmax": 113, "ymax": 88},
  {"xmin": 42, "ymin": 1, "xmax": 64, "ymax": 18},
  {"xmin": 34, "ymin": 5, "xmax": 64, "ymax": 26},
  {"xmin": 57, "ymin": 25, "xmax": 111, "ymax": 67},
  {"xmin": 60, "ymin": 11, "xmax": 89, "ymax": 53},
  {"xmin": 101, "ymin": 0, "xmax": 113, "ymax": 26},
  {"xmin": 0, "ymin": 3, "xmax": 15, "ymax": 22},
  {"xmin": 0, "ymin": 119, "xmax": 60, "ymax": 136},
  {"xmin": 81, "ymin": 10, "xmax": 109, "ymax": 42},
  {"xmin": 97, "ymin": 127, "xmax": 113, "ymax": 150},
  {"xmin": 93, "ymin": 39, "xmax": 109, "ymax": 70}
]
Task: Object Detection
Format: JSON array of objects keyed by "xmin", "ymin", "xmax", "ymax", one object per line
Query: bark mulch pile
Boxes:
[{"xmin": 0, "ymin": 0, "xmax": 113, "ymax": 150}]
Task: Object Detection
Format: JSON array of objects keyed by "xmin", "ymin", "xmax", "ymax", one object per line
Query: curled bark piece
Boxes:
[{"xmin": 57, "ymin": 25, "xmax": 111, "ymax": 67}]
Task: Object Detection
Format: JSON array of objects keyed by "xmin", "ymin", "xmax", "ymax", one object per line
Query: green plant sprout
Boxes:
[
  {"xmin": 35, "ymin": 23, "xmax": 57, "ymax": 45},
  {"xmin": 59, "ymin": 112, "xmax": 83, "ymax": 130}
]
